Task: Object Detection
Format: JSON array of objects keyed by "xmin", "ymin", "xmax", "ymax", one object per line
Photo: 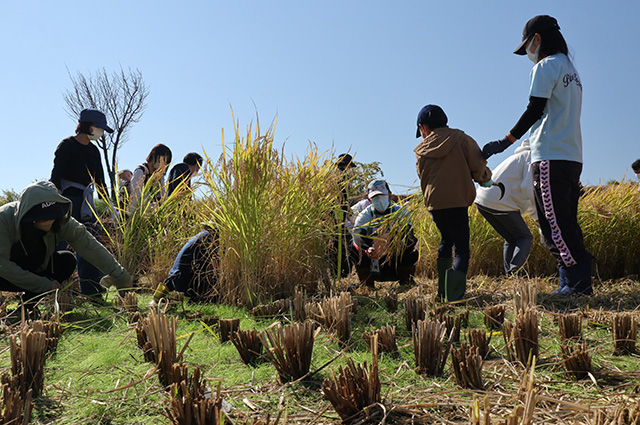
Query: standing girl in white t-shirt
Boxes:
[{"xmin": 482, "ymin": 15, "xmax": 592, "ymax": 296}]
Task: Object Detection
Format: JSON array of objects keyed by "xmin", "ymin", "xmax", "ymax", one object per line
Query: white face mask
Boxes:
[
  {"xmin": 636, "ymin": 172, "xmax": 640, "ymax": 180},
  {"xmin": 87, "ymin": 127, "xmax": 104, "ymax": 141},
  {"xmin": 370, "ymin": 195, "xmax": 390, "ymax": 213},
  {"xmin": 527, "ymin": 38, "xmax": 540, "ymax": 64}
]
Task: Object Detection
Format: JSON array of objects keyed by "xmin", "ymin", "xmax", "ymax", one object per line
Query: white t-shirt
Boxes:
[
  {"xmin": 474, "ymin": 141, "xmax": 537, "ymax": 219},
  {"xmin": 528, "ymin": 53, "xmax": 583, "ymax": 163}
]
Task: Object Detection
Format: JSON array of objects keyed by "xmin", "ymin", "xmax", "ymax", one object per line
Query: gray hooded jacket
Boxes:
[{"xmin": 0, "ymin": 181, "xmax": 127, "ymax": 293}]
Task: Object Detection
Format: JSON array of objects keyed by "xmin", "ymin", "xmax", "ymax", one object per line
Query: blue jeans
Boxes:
[{"xmin": 430, "ymin": 207, "xmax": 470, "ymax": 273}]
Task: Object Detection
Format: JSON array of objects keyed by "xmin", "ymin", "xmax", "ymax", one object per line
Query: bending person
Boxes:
[
  {"xmin": 0, "ymin": 181, "xmax": 133, "ymax": 314},
  {"xmin": 350, "ymin": 179, "xmax": 418, "ymax": 289},
  {"xmin": 475, "ymin": 140, "xmax": 537, "ymax": 275}
]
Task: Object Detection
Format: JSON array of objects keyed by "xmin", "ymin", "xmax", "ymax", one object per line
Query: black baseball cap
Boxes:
[
  {"xmin": 416, "ymin": 104, "xmax": 448, "ymax": 137},
  {"xmin": 336, "ymin": 153, "xmax": 356, "ymax": 169},
  {"xmin": 514, "ymin": 15, "xmax": 561, "ymax": 55}
]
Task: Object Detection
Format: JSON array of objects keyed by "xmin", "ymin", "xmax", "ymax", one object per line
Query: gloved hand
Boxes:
[
  {"xmin": 100, "ymin": 270, "xmax": 133, "ymax": 290},
  {"xmin": 482, "ymin": 137, "xmax": 513, "ymax": 159},
  {"xmin": 479, "ymin": 179, "xmax": 494, "ymax": 188}
]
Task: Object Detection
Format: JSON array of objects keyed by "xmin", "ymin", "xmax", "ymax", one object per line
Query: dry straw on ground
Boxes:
[
  {"xmin": 561, "ymin": 342, "xmax": 593, "ymax": 380},
  {"xmin": 467, "ymin": 328, "xmax": 491, "ymax": 359},
  {"xmin": 503, "ymin": 307, "xmax": 539, "ymax": 365},
  {"xmin": 166, "ymin": 366, "xmax": 224, "ymax": 425},
  {"xmin": 0, "ymin": 374, "xmax": 32, "ymax": 425},
  {"xmin": 319, "ymin": 292, "xmax": 352, "ymax": 342},
  {"xmin": 258, "ymin": 321, "xmax": 318, "ymax": 384},
  {"xmin": 363, "ymin": 325, "xmax": 399, "ymax": 355},
  {"xmin": 140, "ymin": 309, "xmax": 178, "ymax": 387},
  {"xmin": 231, "ymin": 328, "xmax": 264, "ymax": 366},
  {"xmin": 450, "ymin": 342, "xmax": 484, "ymax": 390},
  {"xmin": 404, "ymin": 296, "xmax": 428, "ymax": 332},
  {"xmin": 484, "ymin": 304, "xmax": 506, "ymax": 330},
  {"xmin": 219, "ymin": 318, "xmax": 240, "ymax": 343},
  {"xmin": 558, "ymin": 312, "xmax": 583, "ymax": 342},
  {"xmin": 612, "ymin": 312, "xmax": 638, "ymax": 355},
  {"xmin": 322, "ymin": 334, "xmax": 382, "ymax": 424},
  {"xmin": 412, "ymin": 319, "xmax": 449, "ymax": 377},
  {"xmin": 9, "ymin": 324, "xmax": 48, "ymax": 398}
]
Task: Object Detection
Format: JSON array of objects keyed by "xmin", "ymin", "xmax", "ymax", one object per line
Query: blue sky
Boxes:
[{"xmin": 1, "ymin": 1, "xmax": 638, "ymax": 195}]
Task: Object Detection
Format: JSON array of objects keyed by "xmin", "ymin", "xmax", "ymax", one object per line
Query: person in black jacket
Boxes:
[
  {"xmin": 167, "ymin": 152, "xmax": 203, "ymax": 197},
  {"xmin": 50, "ymin": 109, "xmax": 114, "ymax": 297}
]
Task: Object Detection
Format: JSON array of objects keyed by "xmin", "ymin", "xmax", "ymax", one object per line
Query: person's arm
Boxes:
[
  {"xmin": 466, "ymin": 136, "xmax": 493, "ymax": 185},
  {"xmin": 482, "ymin": 96, "xmax": 547, "ymax": 159},
  {"xmin": 352, "ymin": 209, "xmax": 374, "ymax": 251},
  {"xmin": 509, "ymin": 96, "xmax": 547, "ymax": 140},
  {"xmin": 128, "ymin": 167, "xmax": 146, "ymax": 210},
  {"xmin": 50, "ymin": 141, "xmax": 70, "ymax": 191},
  {"xmin": 60, "ymin": 216, "xmax": 131, "ymax": 286}
]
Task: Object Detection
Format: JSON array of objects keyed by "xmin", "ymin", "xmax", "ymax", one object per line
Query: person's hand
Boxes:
[
  {"xmin": 100, "ymin": 270, "xmax": 134, "ymax": 290},
  {"xmin": 479, "ymin": 179, "xmax": 494, "ymax": 188},
  {"xmin": 482, "ymin": 137, "xmax": 513, "ymax": 159}
]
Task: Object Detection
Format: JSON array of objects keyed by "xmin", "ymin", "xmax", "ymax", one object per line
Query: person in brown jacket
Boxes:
[{"xmin": 414, "ymin": 104, "xmax": 493, "ymax": 301}]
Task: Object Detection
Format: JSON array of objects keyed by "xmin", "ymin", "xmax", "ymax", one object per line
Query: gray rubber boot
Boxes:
[
  {"xmin": 437, "ymin": 258, "xmax": 452, "ymax": 300},
  {"xmin": 445, "ymin": 268, "xmax": 466, "ymax": 302}
]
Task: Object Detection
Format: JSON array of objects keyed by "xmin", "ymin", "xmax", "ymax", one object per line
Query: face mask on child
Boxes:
[
  {"xmin": 527, "ymin": 38, "xmax": 540, "ymax": 64},
  {"xmin": 636, "ymin": 172, "xmax": 640, "ymax": 180},
  {"xmin": 371, "ymin": 195, "xmax": 390, "ymax": 213}
]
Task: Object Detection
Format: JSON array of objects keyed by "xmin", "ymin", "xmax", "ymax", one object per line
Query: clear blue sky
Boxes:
[{"xmin": 1, "ymin": 1, "xmax": 638, "ymax": 195}]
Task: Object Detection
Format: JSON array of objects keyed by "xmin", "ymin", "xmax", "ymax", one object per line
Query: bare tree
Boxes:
[{"xmin": 63, "ymin": 67, "xmax": 149, "ymax": 199}]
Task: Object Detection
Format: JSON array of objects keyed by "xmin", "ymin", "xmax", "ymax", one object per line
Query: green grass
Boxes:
[{"xmin": 2, "ymin": 275, "xmax": 639, "ymax": 424}]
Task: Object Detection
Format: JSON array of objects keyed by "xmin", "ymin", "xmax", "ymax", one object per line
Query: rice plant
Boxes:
[{"xmin": 198, "ymin": 115, "xmax": 342, "ymax": 306}]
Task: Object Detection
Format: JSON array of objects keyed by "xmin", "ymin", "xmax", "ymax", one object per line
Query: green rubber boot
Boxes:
[
  {"xmin": 436, "ymin": 258, "xmax": 452, "ymax": 300},
  {"xmin": 445, "ymin": 268, "xmax": 466, "ymax": 302}
]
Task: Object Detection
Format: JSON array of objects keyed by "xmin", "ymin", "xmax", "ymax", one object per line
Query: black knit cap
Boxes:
[{"xmin": 22, "ymin": 202, "xmax": 67, "ymax": 222}]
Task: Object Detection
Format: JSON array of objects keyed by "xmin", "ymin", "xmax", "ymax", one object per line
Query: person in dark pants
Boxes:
[
  {"xmin": 331, "ymin": 153, "xmax": 357, "ymax": 278},
  {"xmin": 475, "ymin": 140, "xmax": 537, "ymax": 275},
  {"xmin": 0, "ymin": 181, "xmax": 133, "ymax": 315},
  {"xmin": 50, "ymin": 108, "xmax": 114, "ymax": 297},
  {"xmin": 151, "ymin": 223, "xmax": 218, "ymax": 305},
  {"xmin": 167, "ymin": 152, "xmax": 204, "ymax": 197},
  {"xmin": 481, "ymin": 15, "xmax": 591, "ymax": 295},
  {"xmin": 414, "ymin": 105, "xmax": 492, "ymax": 302},
  {"xmin": 350, "ymin": 179, "xmax": 418, "ymax": 289}
]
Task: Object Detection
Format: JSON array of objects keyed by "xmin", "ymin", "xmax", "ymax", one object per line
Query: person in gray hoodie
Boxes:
[{"xmin": 0, "ymin": 181, "xmax": 132, "ymax": 313}]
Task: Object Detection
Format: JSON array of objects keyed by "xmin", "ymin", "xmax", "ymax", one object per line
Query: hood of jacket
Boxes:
[
  {"xmin": 414, "ymin": 127, "xmax": 461, "ymax": 159},
  {"xmin": 14, "ymin": 181, "xmax": 72, "ymax": 232}
]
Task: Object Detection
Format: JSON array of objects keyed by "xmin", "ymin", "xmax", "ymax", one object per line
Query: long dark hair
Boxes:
[
  {"xmin": 538, "ymin": 28, "xmax": 569, "ymax": 60},
  {"xmin": 146, "ymin": 144, "xmax": 173, "ymax": 164}
]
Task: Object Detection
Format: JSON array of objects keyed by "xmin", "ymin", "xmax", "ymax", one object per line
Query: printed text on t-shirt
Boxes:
[{"xmin": 563, "ymin": 73, "xmax": 582, "ymax": 90}]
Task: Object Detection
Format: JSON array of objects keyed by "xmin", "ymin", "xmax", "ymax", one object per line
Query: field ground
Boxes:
[{"xmin": 1, "ymin": 274, "xmax": 640, "ymax": 424}]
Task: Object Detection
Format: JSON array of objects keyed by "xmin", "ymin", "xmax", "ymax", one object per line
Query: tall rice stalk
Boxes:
[
  {"xmin": 579, "ymin": 182, "xmax": 640, "ymax": 278},
  {"xmin": 409, "ymin": 181, "xmax": 640, "ymax": 279},
  {"xmin": 96, "ymin": 174, "xmax": 202, "ymax": 287},
  {"xmin": 199, "ymin": 115, "xmax": 340, "ymax": 305}
]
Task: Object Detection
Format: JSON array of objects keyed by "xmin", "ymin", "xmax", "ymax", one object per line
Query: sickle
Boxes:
[{"xmin": 493, "ymin": 182, "xmax": 506, "ymax": 200}]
